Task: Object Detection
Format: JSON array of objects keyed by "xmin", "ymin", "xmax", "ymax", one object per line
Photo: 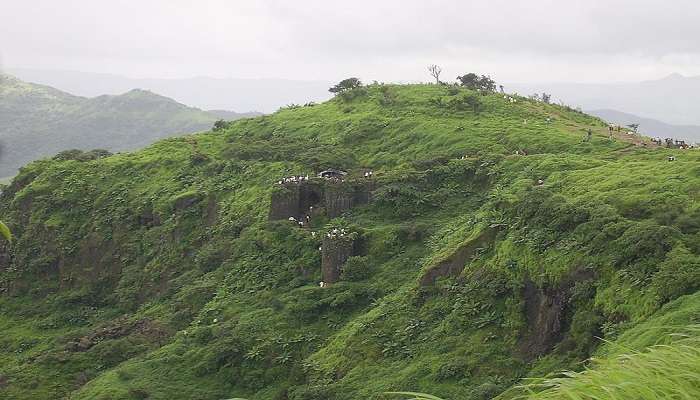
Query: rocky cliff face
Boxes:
[
  {"xmin": 518, "ymin": 269, "xmax": 596, "ymax": 359},
  {"xmin": 269, "ymin": 179, "xmax": 374, "ymax": 221},
  {"xmin": 268, "ymin": 181, "xmax": 324, "ymax": 221},
  {"xmin": 321, "ymin": 234, "xmax": 356, "ymax": 284}
]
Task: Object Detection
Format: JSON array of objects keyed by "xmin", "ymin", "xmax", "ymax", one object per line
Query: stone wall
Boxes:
[
  {"xmin": 324, "ymin": 180, "xmax": 375, "ymax": 218},
  {"xmin": 321, "ymin": 236, "xmax": 355, "ymax": 283},
  {"xmin": 268, "ymin": 182, "xmax": 323, "ymax": 221},
  {"xmin": 269, "ymin": 179, "xmax": 374, "ymax": 220},
  {"xmin": 324, "ymin": 184, "xmax": 353, "ymax": 218}
]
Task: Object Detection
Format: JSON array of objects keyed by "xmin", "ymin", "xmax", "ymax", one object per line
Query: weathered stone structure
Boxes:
[
  {"xmin": 268, "ymin": 181, "xmax": 323, "ymax": 221},
  {"xmin": 269, "ymin": 178, "xmax": 374, "ymax": 220},
  {"xmin": 323, "ymin": 184, "xmax": 353, "ymax": 218},
  {"xmin": 321, "ymin": 234, "xmax": 356, "ymax": 284}
]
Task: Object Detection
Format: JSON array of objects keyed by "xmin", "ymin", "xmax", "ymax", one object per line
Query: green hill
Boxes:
[
  {"xmin": 0, "ymin": 83, "xmax": 697, "ymax": 400},
  {"xmin": 0, "ymin": 73, "xmax": 257, "ymax": 179}
]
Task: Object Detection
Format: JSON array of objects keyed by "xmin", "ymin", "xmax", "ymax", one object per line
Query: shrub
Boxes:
[
  {"xmin": 651, "ymin": 245, "xmax": 700, "ymax": 303},
  {"xmin": 53, "ymin": 149, "xmax": 112, "ymax": 161},
  {"xmin": 128, "ymin": 388, "xmax": 150, "ymax": 399},
  {"xmin": 448, "ymin": 93, "xmax": 483, "ymax": 113},
  {"xmin": 212, "ymin": 119, "xmax": 232, "ymax": 131},
  {"xmin": 329, "ymin": 77, "xmax": 362, "ymax": 94},
  {"xmin": 341, "ymin": 256, "xmax": 371, "ymax": 281},
  {"xmin": 456, "ymin": 73, "xmax": 496, "ymax": 92}
]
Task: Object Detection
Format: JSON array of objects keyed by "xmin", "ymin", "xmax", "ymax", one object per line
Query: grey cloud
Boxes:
[{"xmin": 2, "ymin": 0, "xmax": 700, "ymax": 81}]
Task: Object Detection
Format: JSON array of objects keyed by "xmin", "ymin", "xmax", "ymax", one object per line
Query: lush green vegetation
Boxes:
[
  {"xmin": 0, "ymin": 83, "xmax": 697, "ymax": 399},
  {"xmin": 0, "ymin": 73, "xmax": 258, "ymax": 179}
]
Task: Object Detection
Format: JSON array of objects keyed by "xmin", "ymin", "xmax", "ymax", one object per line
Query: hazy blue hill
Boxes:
[
  {"xmin": 0, "ymin": 74, "xmax": 254, "ymax": 178},
  {"xmin": 589, "ymin": 108, "xmax": 700, "ymax": 142},
  {"xmin": 9, "ymin": 67, "xmax": 333, "ymax": 113},
  {"xmin": 508, "ymin": 73, "xmax": 700, "ymax": 126}
]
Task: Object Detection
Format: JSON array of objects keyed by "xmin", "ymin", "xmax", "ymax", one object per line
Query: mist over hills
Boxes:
[
  {"xmin": 508, "ymin": 73, "xmax": 700, "ymax": 126},
  {"xmin": 0, "ymin": 73, "xmax": 258, "ymax": 178},
  {"xmin": 14, "ymin": 68, "xmax": 700, "ymax": 138},
  {"xmin": 588, "ymin": 109, "xmax": 700, "ymax": 143},
  {"xmin": 9, "ymin": 68, "xmax": 333, "ymax": 114}
]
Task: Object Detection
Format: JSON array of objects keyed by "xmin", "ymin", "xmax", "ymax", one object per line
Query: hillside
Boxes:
[
  {"xmin": 0, "ymin": 84, "xmax": 698, "ymax": 400},
  {"xmin": 0, "ymin": 74, "xmax": 258, "ymax": 178},
  {"xmin": 589, "ymin": 108, "xmax": 700, "ymax": 143}
]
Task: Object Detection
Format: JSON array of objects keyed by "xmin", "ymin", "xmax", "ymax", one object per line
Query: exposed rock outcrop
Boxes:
[
  {"xmin": 66, "ymin": 317, "xmax": 168, "ymax": 352},
  {"xmin": 419, "ymin": 226, "xmax": 502, "ymax": 286},
  {"xmin": 518, "ymin": 268, "xmax": 595, "ymax": 360},
  {"xmin": 269, "ymin": 181, "xmax": 323, "ymax": 221},
  {"xmin": 321, "ymin": 234, "xmax": 356, "ymax": 284},
  {"xmin": 269, "ymin": 178, "xmax": 374, "ymax": 220}
]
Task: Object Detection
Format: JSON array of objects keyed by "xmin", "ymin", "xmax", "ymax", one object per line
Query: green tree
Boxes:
[
  {"xmin": 456, "ymin": 73, "xmax": 496, "ymax": 92},
  {"xmin": 329, "ymin": 78, "xmax": 363, "ymax": 94}
]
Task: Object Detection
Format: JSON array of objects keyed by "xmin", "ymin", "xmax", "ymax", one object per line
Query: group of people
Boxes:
[
  {"xmin": 363, "ymin": 171, "xmax": 374, "ymax": 178},
  {"xmin": 277, "ymin": 175, "xmax": 309, "ymax": 185},
  {"xmin": 659, "ymin": 138, "xmax": 691, "ymax": 149},
  {"xmin": 326, "ymin": 227, "xmax": 349, "ymax": 239},
  {"xmin": 289, "ymin": 214, "xmax": 313, "ymax": 228}
]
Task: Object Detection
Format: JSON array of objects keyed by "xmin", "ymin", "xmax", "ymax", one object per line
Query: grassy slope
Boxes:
[
  {"xmin": 0, "ymin": 73, "xmax": 253, "ymax": 178},
  {"xmin": 0, "ymin": 84, "xmax": 697, "ymax": 400},
  {"xmin": 500, "ymin": 292, "xmax": 700, "ymax": 400}
]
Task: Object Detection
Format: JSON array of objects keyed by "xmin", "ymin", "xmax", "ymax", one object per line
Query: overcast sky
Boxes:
[{"xmin": 2, "ymin": 0, "xmax": 700, "ymax": 83}]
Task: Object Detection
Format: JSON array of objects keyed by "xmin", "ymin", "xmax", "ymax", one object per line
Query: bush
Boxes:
[
  {"xmin": 448, "ymin": 93, "xmax": 483, "ymax": 113},
  {"xmin": 212, "ymin": 119, "xmax": 232, "ymax": 132},
  {"xmin": 53, "ymin": 149, "xmax": 112, "ymax": 161},
  {"xmin": 329, "ymin": 77, "xmax": 362, "ymax": 94},
  {"xmin": 456, "ymin": 73, "xmax": 496, "ymax": 92},
  {"xmin": 341, "ymin": 256, "xmax": 371, "ymax": 281},
  {"xmin": 652, "ymin": 245, "xmax": 700, "ymax": 303},
  {"xmin": 338, "ymin": 87, "xmax": 368, "ymax": 102}
]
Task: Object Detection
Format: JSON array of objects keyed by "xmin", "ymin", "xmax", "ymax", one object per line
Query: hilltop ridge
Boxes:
[{"xmin": 0, "ymin": 83, "xmax": 698, "ymax": 400}]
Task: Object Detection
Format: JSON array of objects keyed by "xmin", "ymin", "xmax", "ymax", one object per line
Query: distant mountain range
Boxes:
[
  {"xmin": 0, "ymin": 73, "xmax": 259, "ymax": 178},
  {"xmin": 588, "ymin": 109, "xmax": 700, "ymax": 143},
  {"xmin": 8, "ymin": 68, "xmax": 333, "ymax": 114},
  {"xmin": 12, "ymin": 68, "xmax": 700, "ymax": 138},
  {"xmin": 508, "ymin": 73, "xmax": 700, "ymax": 126}
]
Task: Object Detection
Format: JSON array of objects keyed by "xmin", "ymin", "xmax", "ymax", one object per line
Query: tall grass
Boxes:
[
  {"xmin": 389, "ymin": 327, "xmax": 700, "ymax": 400},
  {"xmin": 507, "ymin": 326, "xmax": 700, "ymax": 400}
]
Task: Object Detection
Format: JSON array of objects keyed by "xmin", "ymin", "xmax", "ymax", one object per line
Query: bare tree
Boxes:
[{"xmin": 428, "ymin": 64, "xmax": 442, "ymax": 84}]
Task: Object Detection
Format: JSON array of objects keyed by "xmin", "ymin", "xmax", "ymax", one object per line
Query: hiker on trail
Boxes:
[{"xmin": 585, "ymin": 128, "xmax": 592, "ymax": 142}]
